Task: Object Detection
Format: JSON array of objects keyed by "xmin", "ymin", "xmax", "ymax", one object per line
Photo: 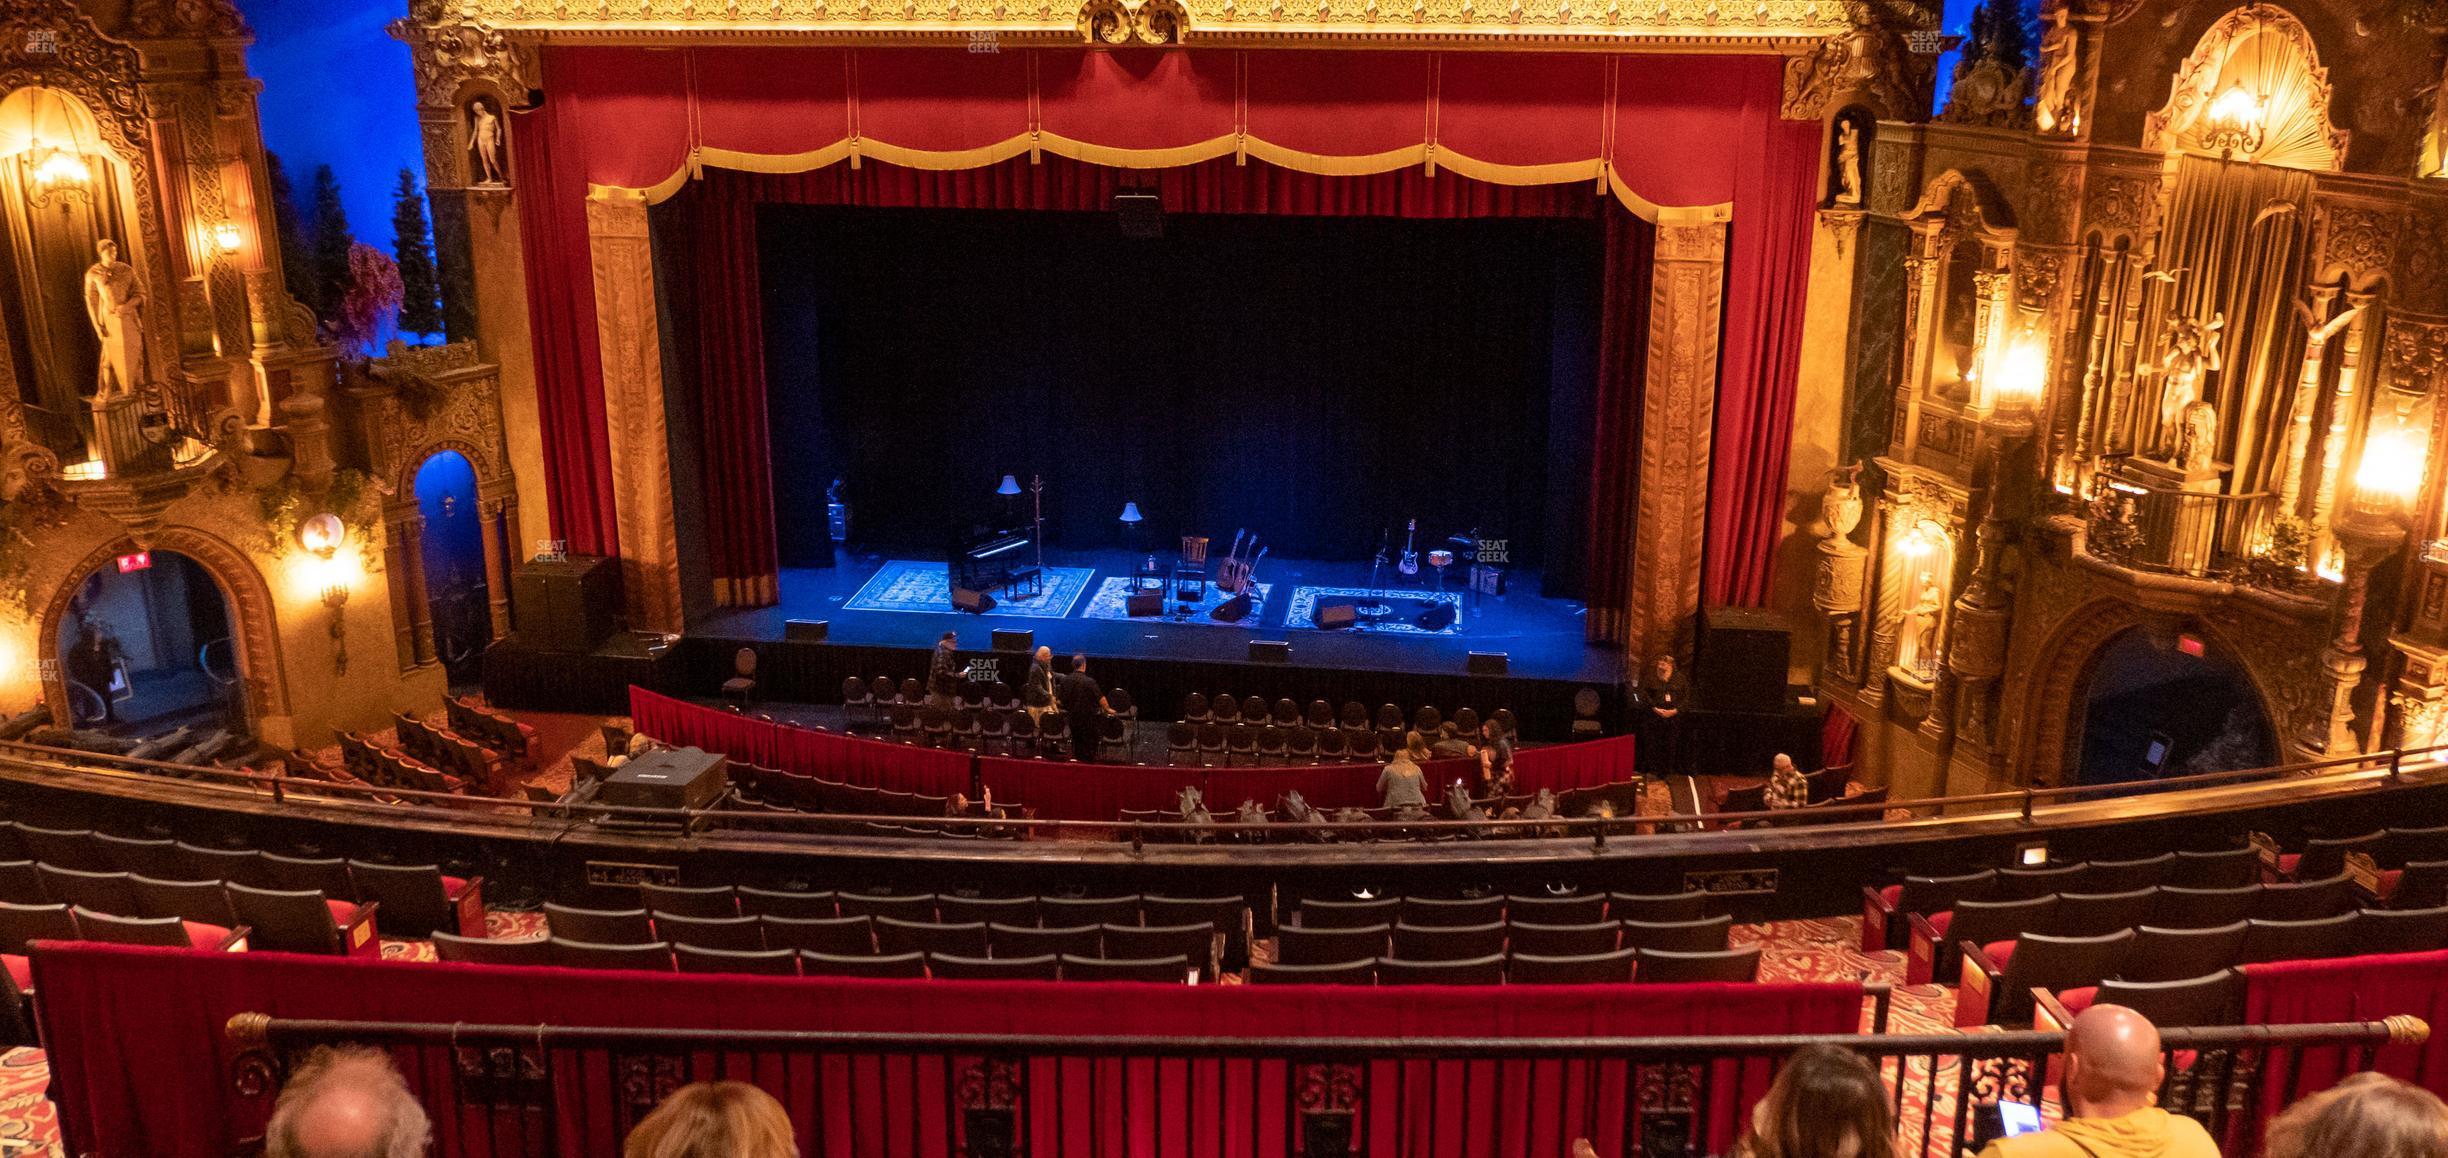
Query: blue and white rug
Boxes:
[
  {"xmin": 1281, "ymin": 585, "xmax": 1465, "ymax": 636},
  {"xmin": 843, "ymin": 560, "xmax": 1094, "ymax": 619},
  {"xmin": 1080, "ymin": 576, "xmax": 1274, "ymax": 628}
]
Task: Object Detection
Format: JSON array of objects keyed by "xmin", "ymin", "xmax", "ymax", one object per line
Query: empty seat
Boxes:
[
  {"xmin": 91, "ymin": 833, "xmax": 183, "ymax": 880},
  {"xmin": 1142, "ymin": 895, "xmax": 1248, "ymax": 964},
  {"xmin": 2355, "ymin": 905, "xmax": 2448, "ymax": 956},
  {"xmin": 259, "ymin": 854, "xmax": 356, "ymax": 900},
  {"xmin": 736, "ymin": 887, "xmax": 839, "ymax": 919},
  {"xmin": 71, "ymin": 908, "xmax": 242, "ymax": 951},
  {"xmin": 837, "ymin": 892, "xmax": 938, "ymax": 922},
  {"xmin": 675, "ymin": 945, "xmax": 800, "ymax": 976},
  {"xmin": 1392, "ymin": 921, "xmax": 1507, "ymax": 961},
  {"xmin": 1276, "ymin": 923, "xmax": 1390, "ymax": 966},
  {"xmin": 542, "ymin": 903, "xmax": 655, "ymax": 945},
  {"xmin": 989, "ymin": 922, "xmax": 1101, "ymax": 960},
  {"xmin": 758, "ymin": 915, "xmax": 874, "ymax": 956},
  {"xmin": 2077, "ymin": 854, "xmax": 2175, "ymax": 893},
  {"xmin": 1864, "ymin": 869, "xmax": 1998, "ymax": 952},
  {"xmin": 874, "ymin": 917, "xmax": 989, "ymax": 958},
  {"xmin": 37, "ymin": 865, "xmax": 136, "ymax": 917},
  {"xmin": 2119, "ymin": 922, "xmax": 2248, "ymax": 983},
  {"xmin": 0, "ymin": 863, "xmax": 41, "ymax": 906},
  {"xmin": 2378, "ymin": 826, "xmax": 2448, "ymax": 869},
  {"xmin": 2054, "ymin": 888, "xmax": 2160, "ymax": 938},
  {"xmin": 1617, "ymin": 916, "xmax": 1733, "ymax": 954},
  {"xmin": 638, "ymin": 883, "xmax": 739, "ymax": 919},
  {"xmin": 0, "ymin": 902, "xmax": 78, "ymax": 954},
  {"xmin": 1507, "ymin": 894, "xmax": 1607, "ymax": 926},
  {"xmin": 551, "ymin": 938, "xmax": 675, "ymax": 971},
  {"xmin": 2238, "ymin": 914, "xmax": 2359, "ymax": 964},
  {"xmin": 14, "ymin": 825, "xmax": 103, "ymax": 872},
  {"xmin": 2390, "ymin": 861, "xmax": 2448, "ymax": 911},
  {"xmin": 1400, "ymin": 896, "xmax": 1505, "ymax": 928},
  {"xmin": 652, "ymin": 912, "xmax": 765, "ymax": 952},
  {"xmin": 1378, "ymin": 954, "xmax": 1506, "ymax": 985},
  {"xmin": 1607, "ymin": 892, "xmax": 1709, "ymax": 925},
  {"xmin": 1250, "ymin": 959, "xmax": 1375, "ymax": 985},
  {"xmin": 431, "ymin": 932, "xmax": 551, "ymax": 966},
  {"xmin": 173, "ymin": 842, "xmax": 265, "ymax": 887},
  {"xmin": 2167, "ymin": 847, "xmax": 2259, "ymax": 889},
  {"xmin": 1298, "ymin": 898, "xmax": 1400, "ymax": 929},
  {"xmin": 1509, "ymin": 947, "xmax": 1637, "ymax": 984},
  {"xmin": 1040, "ymin": 895, "xmax": 1140, "ymax": 928},
  {"xmin": 2285, "ymin": 832, "xmax": 2383, "ymax": 882},
  {"xmin": 1058, "ymin": 954, "xmax": 1190, "ymax": 983},
  {"xmin": 1102, "ymin": 923, "xmax": 1217, "ymax": 980},
  {"xmin": 2054, "ymin": 971, "xmax": 2243, "ymax": 1029},
  {"xmin": 347, "ymin": 862, "xmax": 483, "ymax": 940},
  {"xmin": 130, "ymin": 875, "xmax": 239, "ymax": 928},
  {"xmin": 2151, "ymin": 885, "xmax": 2260, "ymax": 930},
  {"xmin": 2257, "ymin": 875, "xmax": 2357, "ymax": 921},
  {"xmin": 800, "ymin": 950, "xmax": 928, "ymax": 979},
  {"xmin": 1916, "ymin": 895, "xmax": 2058, "ymax": 981},
  {"xmin": 226, "ymin": 883, "xmax": 378, "ymax": 956},
  {"xmin": 939, "ymin": 895, "xmax": 1039, "ymax": 927},
  {"xmin": 929, "ymin": 952, "xmax": 1060, "ymax": 981},
  {"xmin": 1996, "ymin": 863, "xmax": 2088, "ymax": 901},
  {"xmin": 1965, "ymin": 931, "xmax": 2134, "ymax": 1027},
  {"xmin": 1508, "ymin": 921, "xmax": 1620, "ymax": 958},
  {"xmin": 1633, "ymin": 945, "xmax": 1762, "ymax": 983}
]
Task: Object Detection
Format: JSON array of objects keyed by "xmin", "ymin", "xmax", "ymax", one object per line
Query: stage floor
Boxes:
[{"xmin": 693, "ymin": 547, "xmax": 1625, "ymax": 685}]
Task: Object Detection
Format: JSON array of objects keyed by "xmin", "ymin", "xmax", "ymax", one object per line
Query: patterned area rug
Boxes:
[
  {"xmin": 1279, "ymin": 585, "xmax": 1464, "ymax": 636},
  {"xmin": 1079, "ymin": 577, "xmax": 1273, "ymax": 628},
  {"xmin": 844, "ymin": 560, "xmax": 1094, "ymax": 619}
]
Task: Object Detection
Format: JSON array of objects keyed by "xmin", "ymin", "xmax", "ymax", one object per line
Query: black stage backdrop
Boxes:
[{"xmin": 759, "ymin": 205, "xmax": 1601, "ymax": 593}]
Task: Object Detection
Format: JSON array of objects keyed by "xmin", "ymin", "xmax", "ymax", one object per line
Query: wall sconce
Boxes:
[
  {"xmin": 2349, "ymin": 422, "xmax": 2428, "ymax": 522},
  {"xmin": 298, "ymin": 512, "xmax": 344, "ymax": 559},
  {"xmin": 211, "ymin": 221, "xmax": 242, "ymax": 255},
  {"xmin": 25, "ymin": 147, "xmax": 91, "ymax": 208},
  {"xmin": 2204, "ymin": 85, "xmax": 2267, "ymax": 159},
  {"xmin": 1988, "ymin": 336, "xmax": 2048, "ymax": 427},
  {"xmin": 321, "ymin": 575, "xmax": 350, "ymax": 677}
]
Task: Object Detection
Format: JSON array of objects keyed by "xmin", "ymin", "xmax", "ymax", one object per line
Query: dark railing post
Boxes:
[
  {"xmin": 2390, "ymin": 747, "xmax": 2404, "ymax": 781},
  {"xmin": 2019, "ymin": 788, "xmax": 2035, "ymax": 824}
]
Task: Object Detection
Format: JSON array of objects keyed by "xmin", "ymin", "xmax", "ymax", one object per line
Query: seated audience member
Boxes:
[
  {"xmin": 264, "ymin": 1045, "xmax": 433, "ymax": 1158},
  {"xmin": 1379, "ymin": 731, "xmax": 1430, "ymax": 811},
  {"xmin": 1734, "ymin": 1042, "xmax": 1896, "ymax": 1158},
  {"xmin": 626, "ymin": 1080, "xmax": 798, "ymax": 1158},
  {"xmin": 2266, "ymin": 1073, "xmax": 2448, "ymax": 1158},
  {"xmin": 1977, "ymin": 1005, "xmax": 2218, "ymax": 1158},
  {"xmin": 1430, "ymin": 722, "xmax": 1475, "ymax": 760},
  {"xmin": 1763, "ymin": 753, "xmax": 1809, "ymax": 810}
]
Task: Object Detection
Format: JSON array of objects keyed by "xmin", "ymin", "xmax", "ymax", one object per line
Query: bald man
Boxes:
[
  {"xmin": 1976, "ymin": 1005, "xmax": 2219, "ymax": 1158},
  {"xmin": 265, "ymin": 1046, "xmax": 432, "ymax": 1158}
]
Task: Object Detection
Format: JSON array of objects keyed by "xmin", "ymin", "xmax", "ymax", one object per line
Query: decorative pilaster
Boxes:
[
  {"xmin": 385, "ymin": 514, "xmax": 420, "ymax": 671},
  {"xmin": 1629, "ymin": 219, "xmax": 1727, "ymax": 664},
  {"xmin": 586, "ymin": 189, "xmax": 687, "ymax": 634},
  {"xmin": 481, "ymin": 492, "xmax": 516, "ymax": 639}
]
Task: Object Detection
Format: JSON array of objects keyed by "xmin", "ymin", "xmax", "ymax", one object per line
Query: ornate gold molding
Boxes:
[
  {"xmin": 398, "ymin": 0, "xmax": 1846, "ymax": 49},
  {"xmin": 1629, "ymin": 220, "xmax": 1726, "ymax": 664},
  {"xmin": 389, "ymin": 12, "xmax": 542, "ymax": 111},
  {"xmin": 585, "ymin": 190, "xmax": 685, "ymax": 635}
]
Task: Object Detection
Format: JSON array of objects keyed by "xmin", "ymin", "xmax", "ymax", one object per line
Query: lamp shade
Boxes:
[
  {"xmin": 1119, "ymin": 501, "xmax": 1144, "ymax": 524},
  {"xmin": 997, "ymin": 474, "xmax": 1022, "ymax": 496}
]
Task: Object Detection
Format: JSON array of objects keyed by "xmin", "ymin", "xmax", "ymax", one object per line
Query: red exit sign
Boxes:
[{"xmin": 114, "ymin": 552, "xmax": 151, "ymax": 573}]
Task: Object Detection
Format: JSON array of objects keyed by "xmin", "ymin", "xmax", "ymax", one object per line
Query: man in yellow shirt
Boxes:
[{"xmin": 1979, "ymin": 1005, "xmax": 2221, "ymax": 1158}]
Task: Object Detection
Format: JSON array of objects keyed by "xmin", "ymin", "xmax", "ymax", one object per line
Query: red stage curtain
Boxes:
[
  {"xmin": 1704, "ymin": 111, "xmax": 1821, "ymax": 609},
  {"xmin": 1509, "ymin": 732, "xmax": 1637, "ymax": 794},
  {"xmin": 1583, "ymin": 206, "xmax": 1655, "ymax": 644},
  {"xmin": 681, "ymin": 187, "xmax": 781, "ymax": 606},
  {"xmin": 1819, "ymin": 706, "xmax": 1858, "ymax": 771},
  {"xmin": 34, "ymin": 942, "xmax": 1862, "ymax": 1157}
]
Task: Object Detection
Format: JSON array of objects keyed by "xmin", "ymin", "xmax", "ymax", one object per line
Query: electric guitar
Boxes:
[{"xmin": 1396, "ymin": 519, "xmax": 1420, "ymax": 576}]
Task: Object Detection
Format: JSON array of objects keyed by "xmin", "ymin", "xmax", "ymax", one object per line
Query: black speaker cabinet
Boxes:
[
  {"xmin": 1467, "ymin": 651, "xmax": 1509, "ymax": 675},
  {"xmin": 992, "ymin": 628, "xmax": 1034, "ymax": 652},
  {"xmin": 1696, "ymin": 606, "xmax": 1792, "ymax": 714},
  {"xmin": 511, "ymin": 555, "xmax": 620, "ymax": 654},
  {"xmin": 1125, "ymin": 592, "xmax": 1166, "ymax": 617},
  {"xmin": 1416, "ymin": 604, "xmax": 1459, "ymax": 632},
  {"xmin": 784, "ymin": 619, "xmax": 829, "ymax": 642},
  {"xmin": 1313, "ymin": 604, "xmax": 1358, "ymax": 631},
  {"xmin": 1250, "ymin": 640, "xmax": 1290, "ymax": 663},
  {"xmin": 951, "ymin": 587, "xmax": 997, "ymax": 614}
]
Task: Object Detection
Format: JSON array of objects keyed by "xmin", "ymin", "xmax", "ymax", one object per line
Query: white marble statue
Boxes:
[
  {"xmin": 2035, "ymin": 7, "xmax": 2079, "ymax": 134},
  {"xmin": 469, "ymin": 98, "xmax": 507, "ymax": 186},
  {"xmin": 2153, "ymin": 313, "xmax": 2224, "ymax": 460},
  {"xmin": 82, "ymin": 239, "xmax": 146, "ymax": 401},
  {"xmin": 1895, "ymin": 568, "xmax": 1943, "ymax": 680},
  {"xmin": 1834, "ymin": 119, "xmax": 1863, "ymax": 206}
]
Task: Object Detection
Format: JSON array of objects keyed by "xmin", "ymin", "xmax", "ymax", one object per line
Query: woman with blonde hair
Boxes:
[
  {"xmin": 2267, "ymin": 1073, "xmax": 2448, "ymax": 1158},
  {"xmin": 1736, "ymin": 1043, "xmax": 1898, "ymax": 1158},
  {"xmin": 1377, "ymin": 730, "xmax": 1431, "ymax": 811},
  {"xmin": 625, "ymin": 1081, "xmax": 798, "ymax": 1158}
]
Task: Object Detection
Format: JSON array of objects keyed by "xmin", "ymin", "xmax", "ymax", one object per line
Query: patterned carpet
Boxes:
[
  {"xmin": 844, "ymin": 560, "xmax": 1095, "ymax": 619},
  {"xmin": 1280, "ymin": 585, "xmax": 1466, "ymax": 636},
  {"xmin": 1079, "ymin": 576, "xmax": 1274, "ymax": 627}
]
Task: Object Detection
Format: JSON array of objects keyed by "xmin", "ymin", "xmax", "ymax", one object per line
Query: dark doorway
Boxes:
[
  {"xmin": 414, "ymin": 450, "xmax": 492, "ymax": 684},
  {"xmin": 2077, "ymin": 628, "xmax": 2276, "ymax": 785},
  {"xmin": 56, "ymin": 550, "xmax": 237, "ymax": 736}
]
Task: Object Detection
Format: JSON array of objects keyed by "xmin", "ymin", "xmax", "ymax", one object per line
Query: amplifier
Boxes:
[
  {"xmin": 597, "ymin": 747, "xmax": 728, "ymax": 811},
  {"xmin": 511, "ymin": 555, "xmax": 620, "ymax": 654},
  {"xmin": 951, "ymin": 587, "xmax": 997, "ymax": 614},
  {"xmin": 1250, "ymin": 640, "xmax": 1291, "ymax": 663},
  {"xmin": 1125, "ymin": 592, "xmax": 1166, "ymax": 617},
  {"xmin": 992, "ymin": 628, "xmax": 1034, "ymax": 652},
  {"xmin": 784, "ymin": 619, "xmax": 829, "ymax": 642},
  {"xmin": 1697, "ymin": 606, "xmax": 1792, "ymax": 714},
  {"xmin": 1313, "ymin": 604, "xmax": 1358, "ymax": 631}
]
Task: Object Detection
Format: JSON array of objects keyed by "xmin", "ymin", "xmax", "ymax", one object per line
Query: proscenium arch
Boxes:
[
  {"xmin": 2011, "ymin": 597, "xmax": 2286, "ymax": 786},
  {"xmin": 35, "ymin": 527, "xmax": 289, "ymax": 730}
]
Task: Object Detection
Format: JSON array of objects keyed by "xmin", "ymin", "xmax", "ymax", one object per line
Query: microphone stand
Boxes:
[{"xmin": 1362, "ymin": 526, "xmax": 1389, "ymax": 633}]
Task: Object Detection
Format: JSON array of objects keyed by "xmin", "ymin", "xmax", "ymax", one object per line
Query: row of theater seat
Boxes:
[
  {"xmin": 1905, "ymin": 875, "xmax": 2379, "ymax": 985},
  {"xmin": 330, "ymin": 730, "xmax": 466, "ymax": 798},
  {"xmin": 1182, "ymin": 697, "xmax": 1514, "ymax": 741},
  {"xmin": 445, "ymin": 695, "xmax": 537, "ymax": 762},
  {"xmin": 392, "ymin": 710, "xmax": 507, "ymax": 794},
  {"xmin": 885, "ymin": 704, "xmax": 1088, "ymax": 759},
  {"xmin": 441, "ymin": 934, "xmax": 1211, "ymax": 981}
]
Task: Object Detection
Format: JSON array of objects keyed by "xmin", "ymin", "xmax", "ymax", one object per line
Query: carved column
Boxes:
[
  {"xmin": 385, "ymin": 513, "xmax": 420, "ymax": 671},
  {"xmin": 2311, "ymin": 292, "xmax": 2378, "ymax": 540},
  {"xmin": 587, "ymin": 188, "xmax": 687, "ymax": 634},
  {"xmin": 480, "ymin": 491, "xmax": 515, "ymax": 640},
  {"xmin": 2304, "ymin": 514, "xmax": 2405, "ymax": 757},
  {"xmin": 1628, "ymin": 219, "xmax": 1728, "ymax": 665},
  {"xmin": 400, "ymin": 511, "xmax": 438, "ymax": 666},
  {"xmin": 2274, "ymin": 283, "xmax": 2344, "ymax": 519}
]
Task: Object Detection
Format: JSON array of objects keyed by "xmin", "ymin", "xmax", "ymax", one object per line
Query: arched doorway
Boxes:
[
  {"xmin": 2076, "ymin": 626, "xmax": 2277, "ymax": 785},
  {"xmin": 414, "ymin": 450, "xmax": 492, "ymax": 682},
  {"xmin": 54, "ymin": 549, "xmax": 238, "ymax": 735}
]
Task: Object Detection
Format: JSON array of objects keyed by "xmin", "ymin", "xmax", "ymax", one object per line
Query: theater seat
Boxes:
[
  {"xmin": 226, "ymin": 883, "xmax": 380, "ymax": 957},
  {"xmin": 0, "ymin": 955, "xmax": 26, "ymax": 993},
  {"xmin": 72, "ymin": 908, "xmax": 247, "ymax": 952}
]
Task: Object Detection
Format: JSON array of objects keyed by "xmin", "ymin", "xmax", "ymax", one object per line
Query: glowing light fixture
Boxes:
[
  {"xmin": 211, "ymin": 221, "xmax": 242, "ymax": 254},
  {"xmin": 1118, "ymin": 501, "xmax": 1143, "ymax": 524},
  {"xmin": 297, "ymin": 512, "xmax": 346, "ymax": 559},
  {"xmin": 996, "ymin": 474, "xmax": 1022, "ymax": 496},
  {"xmin": 1989, "ymin": 337, "xmax": 2048, "ymax": 417},
  {"xmin": 2203, "ymin": 85, "xmax": 2268, "ymax": 158},
  {"xmin": 29, "ymin": 148, "xmax": 89, "ymax": 190},
  {"xmin": 2350, "ymin": 423, "xmax": 2427, "ymax": 519}
]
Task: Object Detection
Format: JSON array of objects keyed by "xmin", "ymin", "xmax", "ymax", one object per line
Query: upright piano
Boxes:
[{"xmin": 952, "ymin": 524, "xmax": 1038, "ymax": 596}]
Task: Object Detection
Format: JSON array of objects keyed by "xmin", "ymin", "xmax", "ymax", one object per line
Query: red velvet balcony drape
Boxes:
[
  {"xmin": 509, "ymin": 45, "xmax": 1818, "ymax": 617},
  {"xmin": 2241, "ymin": 949, "xmax": 2448, "ymax": 1154},
  {"xmin": 37, "ymin": 943, "xmax": 1863, "ymax": 1157}
]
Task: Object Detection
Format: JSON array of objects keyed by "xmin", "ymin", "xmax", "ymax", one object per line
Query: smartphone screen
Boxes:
[{"xmin": 1998, "ymin": 1101, "xmax": 2042, "ymax": 1137}]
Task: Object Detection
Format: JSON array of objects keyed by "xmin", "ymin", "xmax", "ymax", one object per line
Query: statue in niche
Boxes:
[
  {"xmin": 2151, "ymin": 313, "xmax": 2224, "ymax": 460},
  {"xmin": 81, "ymin": 239, "xmax": 146, "ymax": 402},
  {"xmin": 1832, "ymin": 119, "xmax": 1863, "ymax": 207},
  {"xmin": 467, "ymin": 97, "xmax": 508, "ymax": 187},
  {"xmin": 2177, "ymin": 401, "xmax": 2219, "ymax": 473},
  {"xmin": 2034, "ymin": 7, "xmax": 2079, "ymax": 134},
  {"xmin": 1894, "ymin": 568, "xmax": 1944, "ymax": 681}
]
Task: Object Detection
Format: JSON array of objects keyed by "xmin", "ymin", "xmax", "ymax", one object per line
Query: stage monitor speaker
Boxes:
[
  {"xmin": 992, "ymin": 628, "xmax": 1034, "ymax": 652},
  {"xmin": 511, "ymin": 555, "xmax": 620, "ymax": 654},
  {"xmin": 1313, "ymin": 604, "xmax": 1358, "ymax": 631},
  {"xmin": 1416, "ymin": 603, "xmax": 1459, "ymax": 632},
  {"xmin": 784, "ymin": 619, "xmax": 829, "ymax": 642},
  {"xmin": 1125, "ymin": 592, "xmax": 1166, "ymax": 617},
  {"xmin": 1211, "ymin": 592, "xmax": 1254, "ymax": 623},
  {"xmin": 951, "ymin": 587, "xmax": 997, "ymax": 614},
  {"xmin": 1696, "ymin": 606, "xmax": 1792, "ymax": 714},
  {"xmin": 1115, "ymin": 191, "xmax": 1164, "ymax": 239},
  {"xmin": 1250, "ymin": 640, "xmax": 1291, "ymax": 663},
  {"xmin": 1467, "ymin": 651, "xmax": 1509, "ymax": 676}
]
